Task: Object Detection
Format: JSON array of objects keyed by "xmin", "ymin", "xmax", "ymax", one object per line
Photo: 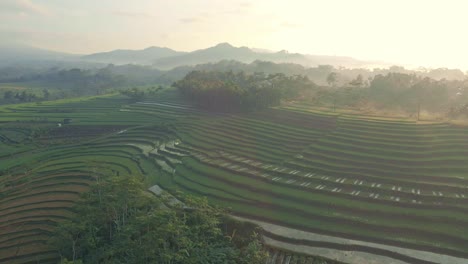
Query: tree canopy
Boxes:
[
  {"xmin": 172, "ymin": 71, "xmax": 316, "ymax": 112},
  {"xmin": 49, "ymin": 174, "xmax": 268, "ymax": 264}
]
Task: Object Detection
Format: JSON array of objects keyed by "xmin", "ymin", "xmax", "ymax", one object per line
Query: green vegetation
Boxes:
[
  {"xmin": 49, "ymin": 174, "xmax": 267, "ymax": 264},
  {"xmin": 173, "ymin": 71, "xmax": 315, "ymax": 112},
  {"xmin": 1, "ymin": 88, "xmax": 468, "ymax": 263}
]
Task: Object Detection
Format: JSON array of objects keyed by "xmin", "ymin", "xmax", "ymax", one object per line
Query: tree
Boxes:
[
  {"xmin": 43, "ymin": 89, "xmax": 50, "ymax": 100},
  {"xmin": 349, "ymin": 74, "xmax": 364, "ymax": 87},
  {"xmin": 326, "ymin": 72, "xmax": 338, "ymax": 87},
  {"xmin": 120, "ymin": 87, "xmax": 145, "ymax": 101},
  {"xmin": 3, "ymin": 90, "xmax": 13, "ymax": 100}
]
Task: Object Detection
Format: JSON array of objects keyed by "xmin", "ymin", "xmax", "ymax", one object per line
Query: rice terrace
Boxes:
[
  {"xmin": 3, "ymin": 1, "xmax": 468, "ymax": 263},
  {"xmin": 1, "ymin": 87, "xmax": 468, "ymax": 263}
]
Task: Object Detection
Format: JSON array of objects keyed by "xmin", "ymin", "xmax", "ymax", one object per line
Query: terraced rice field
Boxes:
[{"xmin": 1, "ymin": 91, "xmax": 468, "ymax": 263}]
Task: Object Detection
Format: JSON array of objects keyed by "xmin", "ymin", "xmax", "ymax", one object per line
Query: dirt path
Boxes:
[{"xmin": 230, "ymin": 216, "xmax": 468, "ymax": 264}]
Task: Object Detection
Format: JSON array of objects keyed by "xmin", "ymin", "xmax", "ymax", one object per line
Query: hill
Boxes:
[
  {"xmin": 82, "ymin": 46, "xmax": 185, "ymax": 65},
  {"xmin": 0, "ymin": 42, "xmax": 388, "ymax": 70},
  {"xmin": 153, "ymin": 43, "xmax": 373, "ymax": 69},
  {"xmin": 0, "ymin": 44, "xmax": 77, "ymax": 65}
]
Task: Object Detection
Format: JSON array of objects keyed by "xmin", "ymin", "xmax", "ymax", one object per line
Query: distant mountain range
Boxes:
[
  {"xmin": 0, "ymin": 42, "xmax": 387, "ymax": 69},
  {"xmin": 82, "ymin": 46, "xmax": 185, "ymax": 65},
  {"xmin": 83, "ymin": 42, "xmax": 380, "ymax": 69},
  {"xmin": 0, "ymin": 44, "xmax": 77, "ymax": 63}
]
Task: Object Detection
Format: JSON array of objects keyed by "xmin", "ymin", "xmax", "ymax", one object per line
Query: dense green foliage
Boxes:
[
  {"xmin": 311, "ymin": 72, "xmax": 468, "ymax": 118},
  {"xmin": 173, "ymin": 71, "xmax": 316, "ymax": 112},
  {"xmin": 49, "ymin": 174, "xmax": 268, "ymax": 264}
]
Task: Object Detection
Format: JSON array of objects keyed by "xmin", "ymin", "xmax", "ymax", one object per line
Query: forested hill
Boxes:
[{"xmin": 172, "ymin": 71, "xmax": 316, "ymax": 112}]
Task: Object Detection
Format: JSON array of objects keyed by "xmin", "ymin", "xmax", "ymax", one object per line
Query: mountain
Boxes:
[
  {"xmin": 0, "ymin": 44, "xmax": 76, "ymax": 64},
  {"xmin": 0, "ymin": 44, "xmax": 108, "ymax": 69},
  {"xmin": 82, "ymin": 46, "xmax": 185, "ymax": 65},
  {"xmin": 153, "ymin": 43, "xmax": 306, "ymax": 69},
  {"xmin": 152, "ymin": 43, "xmax": 375, "ymax": 70},
  {"xmin": 0, "ymin": 42, "xmax": 387, "ymax": 70}
]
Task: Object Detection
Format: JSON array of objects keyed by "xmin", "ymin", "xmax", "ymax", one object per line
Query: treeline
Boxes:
[
  {"xmin": 119, "ymin": 86, "xmax": 164, "ymax": 101},
  {"xmin": 3, "ymin": 90, "xmax": 43, "ymax": 103},
  {"xmin": 0, "ymin": 67, "xmax": 127, "ymax": 97},
  {"xmin": 313, "ymin": 72, "xmax": 468, "ymax": 118},
  {"xmin": 3, "ymin": 61, "xmax": 465, "ymax": 93},
  {"xmin": 173, "ymin": 71, "xmax": 316, "ymax": 112},
  {"xmin": 49, "ymin": 174, "xmax": 268, "ymax": 264}
]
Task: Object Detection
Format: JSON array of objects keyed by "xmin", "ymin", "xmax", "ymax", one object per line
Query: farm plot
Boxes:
[
  {"xmin": 0, "ymin": 96, "xmax": 189, "ymax": 263},
  {"xmin": 157, "ymin": 107, "xmax": 468, "ymax": 263},
  {"xmin": 2, "ymin": 92, "xmax": 468, "ymax": 264}
]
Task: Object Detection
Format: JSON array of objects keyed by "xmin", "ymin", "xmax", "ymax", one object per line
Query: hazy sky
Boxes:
[{"xmin": 1, "ymin": 0, "xmax": 468, "ymax": 69}]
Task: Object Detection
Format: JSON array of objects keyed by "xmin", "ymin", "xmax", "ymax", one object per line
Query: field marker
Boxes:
[
  {"xmin": 305, "ymin": 182, "xmax": 311, "ymax": 187},
  {"xmin": 340, "ymin": 178, "xmax": 346, "ymax": 183},
  {"xmin": 261, "ymin": 174, "xmax": 269, "ymax": 178},
  {"xmin": 432, "ymin": 191, "xmax": 437, "ymax": 196},
  {"xmin": 336, "ymin": 178, "xmax": 341, "ymax": 182},
  {"xmin": 455, "ymin": 194, "xmax": 459, "ymax": 198},
  {"xmin": 390, "ymin": 196, "xmax": 394, "ymax": 200},
  {"xmin": 332, "ymin": 188, "xmax": 338, "ymax": 192},
  {"xmin": 417, "ymin": 189, "xmax": 420, "ymax": 195},
  {"xmin": 359, "ymin": 181, "xmax": 363, "ymax": 185},
  {"xmin": 263, "ymin": 165, "xmax": 272, "ymax": 169},
  {"xmin": 354, "ymin": 180, "xmax": 359, "ymax": 185},
  {"xmin": 412, "ymin": 189, "xmax": 415, "ymax": 194},
  {"xmin": 439, "ymin": 192, "xmax": 443, "ymax": 196},
  {"xmin": 238, "ymin": 168, "xmax": 246, "ymax": 172},
  {"xmin": 396, "ymin": 197, "xmax": 400, "ymax": 202},
  {"xmin": 374, "ymin": 194, "xmax": 379, "ymax": 199},
  {"xmin": 354, "ymin": 191, "xmax": 360, "ymax": 195},
  {"xmin": 371, "ymin": 183, "xmax": 376, "ymax": 187},
  {"xmin": 377, "ymin": 184, "xmax": 381, "ymax": 188},
  {"xmin": 398, "ymin": 187, "xmax": 401, "ymax": 191},
  {"xmin": 462, "ymin": 194, "xmax": 465, "ymax": 198},
  {"xmin": 337, "ymin": 188, "xmax": 342, "ymax": 192},
  {"xmin": 392, "ymin": 186, "xmax": 395, "ymax": 191},
  {"xmin": 369, "ymin": 193, "xmax": 374, "ymax": 197},
  {"xmin": 272, "ymin": 177, "xmax": 281, "ymax": 181},
  {"xmin": 286, "ymin": 179, "xmax": 296, "ymax": 184},
  {"xmin": 351, "ymin": 191, "xmax": 356, "ymax": 195},
  {"xmin": 315, "ymin": 185, "xmax": 322, "ymax": 189},
  {"xmin": 279, "ymin": 168, "xmax": 286, "ymax": 172}
]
